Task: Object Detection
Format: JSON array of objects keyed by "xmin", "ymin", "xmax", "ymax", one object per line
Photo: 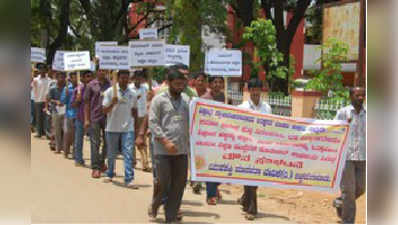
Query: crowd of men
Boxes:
[{"xmin": 31, "ymin": 62, "xmax": 366, "ymax": 224}]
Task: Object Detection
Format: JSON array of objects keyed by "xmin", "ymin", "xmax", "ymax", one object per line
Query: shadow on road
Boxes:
[
  {"xmin": 181, "ymin": 210, "xmax": 220, "ymax": 219},
  {"xmin": 181, "ymin": 200, "xmax": 204, "ymax": 206},
  {"xmin": 256, "ymin": 212, "xmax": 290, "ymax": 221},
  {"xmin": 112, "ymin": 180, "xmax": 152, "ymax": 189}
]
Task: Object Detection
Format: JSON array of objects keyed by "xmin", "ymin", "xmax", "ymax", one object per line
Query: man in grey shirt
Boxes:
[{"xmin": 148, "ymin": 68, "xmax": 190, "ymax": 223}]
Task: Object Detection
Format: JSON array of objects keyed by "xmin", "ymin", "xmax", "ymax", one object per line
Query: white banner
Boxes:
[
  {"xmin": 189, "ymin": 98, "xmax": 350, "ymax": 192},
  {"xmin": 98, "ymin": 46, "xmax": 129, "ymax": 70},
  {"xmin": 95, "ymin": 41, "xmax": 118, "ymax": 58},
  {"xmin": 31, "ymin": 47, "xmax": 46, "ymax": 63},
  {"xmin": 52, "ymin": 51, "xmax": 70, "ymax": 71},
  {"xmin": 205, "ymin": 50, "xmax": 242, "ymax": 76},
  {"xmin": 63, "ymin": 51, "xmax": 91, "ymax": 71},
  {"xmin": 139, "ymin": 28, "xmax": 158, "ymax": 40},
  {"xmin": 128, "ymin": 40, "xmax": 165, "ymax": 67},
  {"xmin": 165, "ymin": 44, "xmax": 190, "ymax": 67}
]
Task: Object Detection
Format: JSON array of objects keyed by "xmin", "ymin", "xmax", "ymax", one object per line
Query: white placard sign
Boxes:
[
  {"xmin": 165, "ymin": 44, "xmax": 190, "ymax": 67},
  {"xmin": 98, "ymin": 46, "xmax": 129, "ymax": 70},
  {"xmin": 31, "ymin": 47, "xmax": 46, "ymax": 63},
  {"xmin": 128, "ymin": 40, "xmax": 165, "ymax": 67},
  {"xmin": 63, "ymin": 51, "xmax": 91, "ymax": 71},
  {"xmin": 205, "ymin": 50, "xmax": 242, "ymax": 76},
  {"xmin": 95, "ymin": 41, "xmax": 118, "ymax": 58},
  {"xmin": 52, "ymin": 51, "xmax": 70, "ymax": 71},
  {"xmin": 90, "ymin": 61, "xmax": 96, "ymax": 72},
  {"xmin": 139, "ymin": 28, "xmax": 158, "ymax": 40}
]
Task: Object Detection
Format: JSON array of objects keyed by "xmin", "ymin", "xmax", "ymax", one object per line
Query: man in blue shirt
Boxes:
[{"xmin": 61, "ymin": 72, "xmax": 78, "ymax": 159}]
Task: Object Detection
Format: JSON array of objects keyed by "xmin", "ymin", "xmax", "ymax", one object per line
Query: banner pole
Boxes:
[{"xmin": 224, "ymin": 77, "xmax": 228, "ymax": 104}]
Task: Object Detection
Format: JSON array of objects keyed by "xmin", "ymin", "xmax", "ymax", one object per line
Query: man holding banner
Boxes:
[
  {"xmin": 201, "ymin": 76, "xmax": 226, "ymax": 205},
  {"xmin": 237, "ymin": 78, "xmax": 272, "ymax": 220},
  {"xmin": 333, "ymin": 87, "xmax": 366, "ymax": 224}
]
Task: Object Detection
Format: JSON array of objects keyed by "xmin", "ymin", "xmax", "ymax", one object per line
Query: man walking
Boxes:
[
  {"xmin": 32, "ymin": 63, "xmax": 50, "ymax": 138},
  {"xmin": 61, "ymin": 72, "xmax": 78, "ymax": 158},
  {"xmin": 84, "ymin": 69, "xmax": 110, "ymax": 178},
  {"xmin": 333, "ymin": 87, "xmax": 366, "ymax": 224},
  {"xmin": 129, "ymin": 70, "xmax": 150, "ymax": 172},
  {"xmin": 148, "ymin": 69, "xmax": 190, "ymax": 223},
  {"xmin": 71, "ymin": 70, "xmax": 93, "ymax": 167},
  {"xmin": 47, "ymin": 72, "xmax": 66, "ymax": 154},
  {"xmin": 237, "ymin": 78, "xmax": 272, "ymax": 220},
  {"xmin": 102, "ymin": 70, "xmax": 138, "ymax": 188}
]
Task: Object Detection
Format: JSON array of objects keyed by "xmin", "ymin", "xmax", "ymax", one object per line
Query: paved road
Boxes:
[{"xmin": 31, "ymin": 135, "xmax": 293, "ymax": 224}]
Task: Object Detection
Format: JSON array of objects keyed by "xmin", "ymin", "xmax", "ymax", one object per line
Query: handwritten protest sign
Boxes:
[
  {"xmin": 52, "ymin": 51, "xmax": 70, "ymax": 71},
  {"xmin": 139, "ymin": 28, "xmax": 158, "ymax": 40},
  {"xmin": 189, "ymin": 98, "xmax": 350, "ymax": 192},
  {"xmin": 165, "ymin": 44, "xmax": 190, "ymax": 67},
  {"xmin": 63, "ymin": 51, "xmax": 91, "ymax": 71},
  {"xmin": 95, "ymin": 41, "xmax": 118, "ymax": 58},
  {"xmin": 128, "ymin": 40, "xmax": 165, "ymax": 67},
  {"xmin": 98, "ymin": 46, "xmax": 129, "ymax": 70},
  {"xmin": 31, "ymin": 47, "xmax": 46, "ymax": 63},
  {"xmin": 205, "ymin": 50, "xmax": 242, "ymax": 76}
]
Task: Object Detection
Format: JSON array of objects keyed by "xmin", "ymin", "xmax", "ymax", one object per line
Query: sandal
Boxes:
[
  {"xmin": 207, "ymin": 197, "xmax": 217, "ymax": 205},
  {"xmin": 245, "ymin": 213, "xmax": 255, "ymax": 220}
]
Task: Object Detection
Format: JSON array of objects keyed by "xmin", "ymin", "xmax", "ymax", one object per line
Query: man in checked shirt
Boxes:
[{"xmin": 333, "ymin": 87, "xmax": 366, "ymax": 224}]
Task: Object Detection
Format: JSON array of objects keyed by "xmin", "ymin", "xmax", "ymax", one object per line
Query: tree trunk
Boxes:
[{"xmin": 47, "ymin": 0, "xmax": 71, "ymax": 65}]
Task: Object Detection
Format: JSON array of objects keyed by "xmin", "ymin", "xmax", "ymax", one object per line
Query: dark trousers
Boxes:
[
  {"xmin": 34, "ymin": 102, "xmax": 45, "ymax": 136},
  {"xmin": 206, "ymin": 182, "xmax": 220, "ymax": 199},
  {"xmin": 30, "ymin": 99, "xmax": 36, "ymax": 127},
  {"xmin": 240, "ymin": 186, "xmax": 258, "ymax": 215},
  {"xmin": 152, "ymin": 154, "xmax": 188, "ymax": 222},
  {"xmin": 89, "ymin": 120, "xmax": 107, "ymax": 170},
  {"xmin": 338, "ymin": 160, "xmax": 366, "ymax": 223}
]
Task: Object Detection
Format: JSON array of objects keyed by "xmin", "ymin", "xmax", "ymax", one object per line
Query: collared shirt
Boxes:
[
  {"xmin": 335, "ymin": 105, "xmax": 366, "ymax": 161},
  {"xmin": 61, "ymin": 83, "xmax": 77, "ymax": 119},
  {"xmin": 200, "ymin": 91, "xmax": 225, "ymax": 103},
  {"xmin": 48, "ymin": 85, "xmax": 65, "ymax": 114},
  {"xmin": 129, "ymin": 83, "xmax": 148, "ymax": 118},
  {"xmin": 32, "ymin": 75, "xmax": 51, "ymax": 103},
  {"xmin": 71, "ymin": 83, "xmax": 86, "ymax": 122},
  {"xmin": 83, "ymin": 79, "xmax": 111, "ymax": 123},
  {"xmin": 103, "ymin": 85, "xmax": 137, "ymax": 132},
  {"xmin": 239, "ymin": 99, "xmax": 272, "ymax": 114},
  {"xmin": 156, "ymin": 83, "xmax": 198, "ymax": 99},
  {"xmin": 149, "ymin": 91, "xmax": 190, "ymax": 156}
]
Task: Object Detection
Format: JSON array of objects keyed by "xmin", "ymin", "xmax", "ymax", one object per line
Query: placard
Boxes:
[
  {"xmin": 189, "ymin": 98, "xmax": 350, "ymax": 192},
  {"xmin": 63, "ymin": 51, "xmax": 91, "ymax": 71},
  {"xmin": 52, "ymin": 51, "xmax": 70, "ymax": 71},
  {"xmin": 95, "ymin": 41, "xmax": 118, "ymax": 58},
  {"xmin": 205, "ymin": 50, "xmax": 242, "ymax": 76},
  {"xmin": 139, "ymin": 28, "xmax": 158, "ymax": 40},
  {"xmin": 98, "ymin": 46, "xmax": 129, "ymax": 70},
  {"xmin": 128, "ymin": 40, "xmax": 165, "ymax": 67},
  {"xmin": 165, "ymin": 44, "xmax": 190, "ymax": 67},
  {"xmin": 31, "ymin": 47, "xmax": 46, "ymax": 63}
]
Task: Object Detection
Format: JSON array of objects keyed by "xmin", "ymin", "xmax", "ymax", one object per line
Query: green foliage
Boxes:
[
  {"xmin": 243, "ymin": 19, "xmax": 289, "ymax": 81},
  {"xmin": 152, "ymin": 67, "xmax": 167, "ymax": 83},
  {"xmin": 305, "ymin": 38, "xmax": 350, "ymax": 101}
]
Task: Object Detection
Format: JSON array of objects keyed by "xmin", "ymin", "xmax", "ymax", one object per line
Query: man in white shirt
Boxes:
[
  {"xmin": 32, "ymin": 63, "xmax": 51, "ymax": 138},
  {"xmin": 129, "ymin": 70, "xmax": 150, "ymax": 171},
  {"xmin": 102, "ymin": 70, "xmax": 139, "ymax": 188},
  {"xmin": 237, "ymin": 78, "xmax": 272, "ymax": 220},
  {"xmin": 333, "ymin": 87, "xmax": 366, "ymax": 224}
]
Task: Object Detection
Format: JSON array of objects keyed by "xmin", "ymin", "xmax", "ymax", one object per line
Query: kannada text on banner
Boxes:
[{"xmin": 189, "ymin": 99, "xmax": 350, "ymax": 192}]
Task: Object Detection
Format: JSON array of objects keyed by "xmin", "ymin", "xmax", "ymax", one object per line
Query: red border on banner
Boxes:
[{"xmin": 190, "ymin": 100, "xmax": 350, "ymax": 189}]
